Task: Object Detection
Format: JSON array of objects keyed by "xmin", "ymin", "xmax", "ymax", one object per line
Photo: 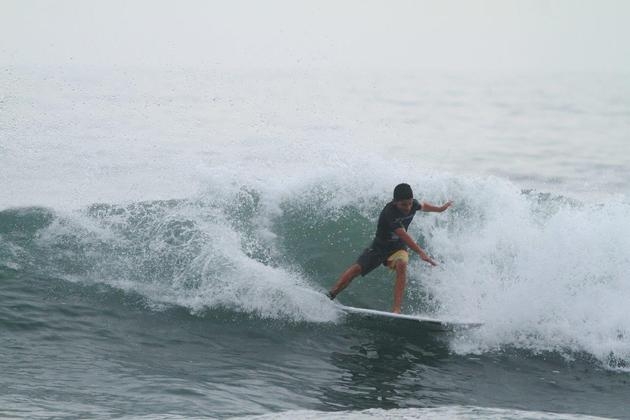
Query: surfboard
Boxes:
[{"xmin": 338, "ymin": 304, "xmax": 483, "ymax": 331}]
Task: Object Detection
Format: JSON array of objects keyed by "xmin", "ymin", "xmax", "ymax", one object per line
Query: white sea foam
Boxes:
[
  {"xmin": 413, "ymin": 178, "xmax": 630, "ymax": 369},
  {"xmin": 231, "ymin": 406, "xmax": 610, "ymax": 420}
]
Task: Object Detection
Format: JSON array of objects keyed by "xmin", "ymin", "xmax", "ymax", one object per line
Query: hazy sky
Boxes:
[{"xmin": 2, "ymin": 0, "xmax": 629, "ymax": 72}]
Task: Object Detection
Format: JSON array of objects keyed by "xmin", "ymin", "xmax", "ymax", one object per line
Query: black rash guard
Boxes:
[{"xmin": 372, "ymin": 199, "xmax": 422, "ymax": 251}]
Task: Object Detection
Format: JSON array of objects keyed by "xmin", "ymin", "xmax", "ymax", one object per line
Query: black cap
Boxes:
[{"xmin": 393, "ymin": 183, "xmax": 413, "ymax": 201}]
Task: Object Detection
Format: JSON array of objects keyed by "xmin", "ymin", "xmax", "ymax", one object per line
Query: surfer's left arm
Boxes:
[
  {"xmin": 394, "ymin": 228, "xmax": 438, "ymax": 266},
  {"xmin": 421, "ymin": 200, "xmax": 453, "ymax": 213}
]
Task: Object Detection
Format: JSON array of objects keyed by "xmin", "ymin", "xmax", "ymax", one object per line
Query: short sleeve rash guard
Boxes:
[{"xmin": 373, "ymin": 199, "xmax": 422, "ymax": 249}]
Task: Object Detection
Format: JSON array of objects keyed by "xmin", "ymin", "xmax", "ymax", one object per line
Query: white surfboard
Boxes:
[{"xmin": 339, "ymin": 304, "xmax": 483, "ymax": 331}]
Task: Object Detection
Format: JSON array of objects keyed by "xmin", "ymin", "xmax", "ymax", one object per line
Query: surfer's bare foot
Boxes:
[{"xmin": 392, "ymin": 308, "xmax": 401, "ymax": 314}]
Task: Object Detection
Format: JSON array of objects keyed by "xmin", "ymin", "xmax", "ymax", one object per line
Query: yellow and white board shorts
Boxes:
[
  {"xmin": 356, "ymin": 247, "xmax": 410, "ymax": 276},
  {"xmin": 386, "ymin": 249, "xmax": 409, "ymax": 270}
]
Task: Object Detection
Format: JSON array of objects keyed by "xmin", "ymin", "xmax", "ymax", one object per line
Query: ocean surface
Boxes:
[{"xmin": 1, "ymin": 66, "xmax": 630, "ymax": 419}]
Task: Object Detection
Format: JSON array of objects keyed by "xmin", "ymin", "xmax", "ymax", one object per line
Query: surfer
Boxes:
[{"xmin": 327, "ymin": 183, "xmax": 452, "ymax": 313}]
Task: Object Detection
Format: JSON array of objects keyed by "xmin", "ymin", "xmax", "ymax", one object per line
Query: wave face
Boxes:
[{"xmin": 2, "ymin": 156, "xmax": 630, "ymax": 369}]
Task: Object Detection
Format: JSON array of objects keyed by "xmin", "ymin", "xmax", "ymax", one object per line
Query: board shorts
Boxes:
[{"xmin": 356, "ymin": 246, "xmax": 409, "ymax": 276}]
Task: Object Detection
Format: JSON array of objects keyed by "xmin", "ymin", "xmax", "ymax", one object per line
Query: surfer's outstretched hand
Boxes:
[
  {"xmin": 419, "ymin": 250, "xmax": 438, "ymax": 266},
  {"xmin": 440, "ymin": 201, "xmax": 453, "ymax": 212}
]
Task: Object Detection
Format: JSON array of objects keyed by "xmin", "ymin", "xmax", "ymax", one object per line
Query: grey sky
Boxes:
[{"xmin": 2, "ymin": 0, "xmax": 629, "ymax": 71}]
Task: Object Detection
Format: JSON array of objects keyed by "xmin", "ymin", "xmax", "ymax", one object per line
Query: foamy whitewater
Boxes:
[{"xmin": 1, "ymin": 67, "xmax": 629, "ymax": 418}]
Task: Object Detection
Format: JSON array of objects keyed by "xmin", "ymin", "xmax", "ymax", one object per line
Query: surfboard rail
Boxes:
[{"xmin": 338, "ymin": 304, "xmax": 483, "ymax": 331}]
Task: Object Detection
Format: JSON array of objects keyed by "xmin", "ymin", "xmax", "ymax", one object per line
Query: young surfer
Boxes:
[{"xmin": 327, "ymin": 183, "xmax": 452, "ymax": 313}]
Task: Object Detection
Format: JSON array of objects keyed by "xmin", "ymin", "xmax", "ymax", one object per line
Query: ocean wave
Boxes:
[{"xmin": 2, "ymin": 171, "xmax": 630, "ymax": 369}]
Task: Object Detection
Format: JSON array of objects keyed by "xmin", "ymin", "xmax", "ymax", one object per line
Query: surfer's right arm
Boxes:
[{"xmin": 394, "ymin": 228, "xmax": 438, "ymax": 266}]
